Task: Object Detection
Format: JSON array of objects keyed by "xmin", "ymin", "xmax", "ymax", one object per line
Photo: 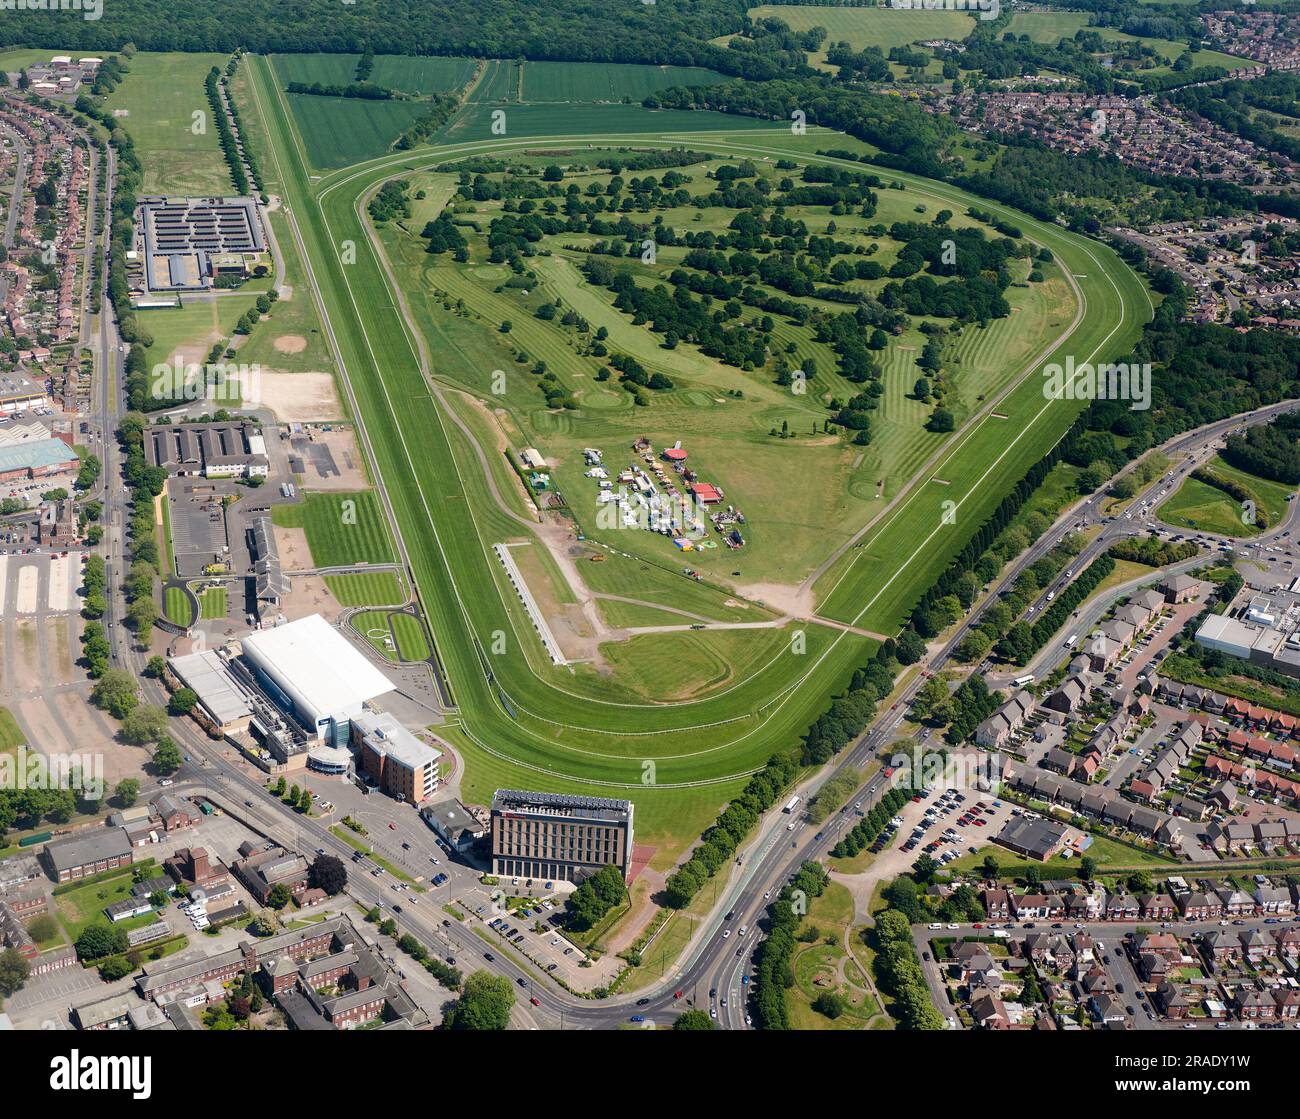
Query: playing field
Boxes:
[
  {"xmin": 271, "ymin": 491, "xmax": 395, "ymax": 567},
  {"xmin": 241, "ymin": 53, "xmax": 1149, "ymax": 854},
  {"xmin": 102, "ymin": 51, "xmax": 236, "ymax": 195},
  {"xmin": 137, "ymin": 295, "xmax": 263, "ymax": 370}
]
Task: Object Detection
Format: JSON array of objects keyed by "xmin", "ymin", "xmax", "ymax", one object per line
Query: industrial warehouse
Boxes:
[{"xmin": 1196, "ymin": 581, "xmax": 1300, "ymax": 679}]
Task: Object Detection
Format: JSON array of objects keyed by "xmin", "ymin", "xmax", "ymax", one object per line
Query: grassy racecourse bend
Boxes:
[{"xmin": 242, "ymin": 53, "xmax": 1151, "ymax": 857}]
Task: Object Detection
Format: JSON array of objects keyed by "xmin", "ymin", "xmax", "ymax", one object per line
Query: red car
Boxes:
[
  {"xmin": 674, "ymin": 990, "xmax": 684, "ymax": 999},
  {"xmin": 530, "ymin": 997, "xmax": 540, "ymax": 1006},
  {"xmin": 388, "ymin": 823, "xmax": 397, "ymax": 830}
]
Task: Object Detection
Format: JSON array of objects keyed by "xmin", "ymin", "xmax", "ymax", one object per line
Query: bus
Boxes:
[
  {"xmin": 1013, "ymin": 674, "xmax": 1035, "ymax": 687},
  {"xmin": 1064, "ymin": 634, "xmax": 1079, "ymax": 649},
  {"xmin": 783, "ymin": 796, "xmax": 801, "ymax": 814}
]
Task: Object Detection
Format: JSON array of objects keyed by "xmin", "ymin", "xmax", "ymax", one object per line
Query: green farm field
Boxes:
[
  {"xmin": 519, "ymin": 61, "xmax": 729, "ymax": 102},
  {"xmin": 240, "ymin": 53, "xmax": 1150, "ymax": 856},
  {"xmin": 270, "ymin": 53, "xmax": 772, "ymax": 170},
  {"xmin": 270, "ymin": 53, "xmax": 479, "ymax": 94}
]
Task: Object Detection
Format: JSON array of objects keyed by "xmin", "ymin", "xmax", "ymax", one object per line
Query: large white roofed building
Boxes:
[{"xmin": 241, "ymin": 614, "xmax": 394, "ymax": 745}]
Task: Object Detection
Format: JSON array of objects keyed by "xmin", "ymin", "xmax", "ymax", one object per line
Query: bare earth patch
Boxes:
[
  {"xmin": 256, "ymin": 371, "xmax": 342, "ymax": 422},
  {"xmin": 273, "ymin": 333, "xmax": 308, "ymax": 354},
  {"xmin": 737, "ymin": 580, "xmax": 813, "ymax": 618},
  {"xmin": 273, "ymin": 525, "xmax": 313, "ymax": 572},
  {"xmin": 282, "ymin": 573, "xmax": 341, "ymax": 622}
]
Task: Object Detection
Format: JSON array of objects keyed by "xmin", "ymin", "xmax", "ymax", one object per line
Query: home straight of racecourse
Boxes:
[{"xmin": 0, "ymin": 0, "xmax": 1299, "ymax": 1076}]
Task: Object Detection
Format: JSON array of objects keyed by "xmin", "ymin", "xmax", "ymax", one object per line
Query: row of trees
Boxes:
[
  {"xmin": 286, "ymin": 80, "xmax": 396, "ymax": 100},
  {"xmin": 662, "ymin": 749, "xmax": 802, "ymax": 909},
  {"xmin": 871, "ymin": 908, "xmax": 945, "ymax": 1030},
  {"xmin": 205, "ymin": 66, "xmax": 251, "ymax": 195},
  {"xmin": 748, "ymin": 861, "xmax": 828, "ymax": 1029},
  {"xmin": 995, "ymin": 553, "xmax": 1116, "ymax": 668},
  {"xmin": 828, "ymin": 785, "xmax": 911, "ymax": 859},
  {"xmin": 223, "ymin": 54, "xmax": 264, "ymax": 198}
]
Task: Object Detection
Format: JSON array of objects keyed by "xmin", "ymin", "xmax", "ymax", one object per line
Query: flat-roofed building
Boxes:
[
  {"xmin": 351, "ymin": 710, "xmax": 440, "ymax": 804},
  {"xmin": 0, "ymin": 439, "xmax": 78, "ymax": 483},
  {"xmin": 490, "ymin": 789, "xmax": 635, "ymax": 884},
  {"xmin": 241, "ymin": 614, "xmax": 395, "ymax": 745},
  {"xmin": 1195, "ymin": 612, "xmax": 1300, "ymax": 681},
  {"xmin": 137, "ymin": 196, "xmax": 266, "ymax": 293},
  {"xmin": 0, "ymin": 369, "xmax": 48, "ymax": 415},
  {"xmin": 167, "ymin": 649, "xmax": 255, "ymax": 734}
]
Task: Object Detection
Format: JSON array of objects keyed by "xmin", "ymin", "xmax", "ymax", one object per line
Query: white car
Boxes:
[{"xmin": 721, "ymin": 929, "xmax": 731, "ymax": 939}]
